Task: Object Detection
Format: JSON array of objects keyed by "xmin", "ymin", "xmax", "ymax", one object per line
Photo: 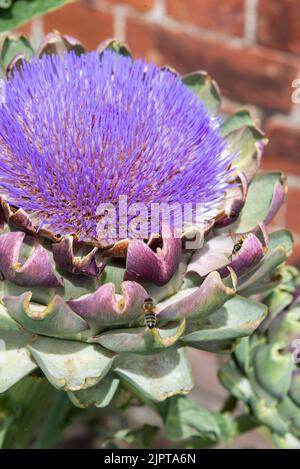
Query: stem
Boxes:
[
  {"xmin": 221, "ymin": 395, "xmax": 238, "ymax": 413},
  {"xmin": 2, "ymin": 376, "xmax": 60, "ymax": 449},
  {"xmin": 231, "ymin": 414, "xmax": 260, "ymax": 439},
  {"xmin": 34, "ymin": 390, "xmax": 73, "ymax": 449}
]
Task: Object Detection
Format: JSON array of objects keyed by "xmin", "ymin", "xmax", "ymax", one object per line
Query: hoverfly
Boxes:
[{"xmin": 228, "ymin": 234, "xmax": 247, "ymax": 261}]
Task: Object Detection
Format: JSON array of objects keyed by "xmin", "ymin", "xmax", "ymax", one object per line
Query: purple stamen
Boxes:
[{"xmin": 0, "ymin": 51, "xmax": 232, "ymax": 241}]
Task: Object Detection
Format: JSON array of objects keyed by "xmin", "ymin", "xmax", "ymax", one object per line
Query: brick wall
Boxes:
[{"xmin": 18, "ymin": 0, "xmax": 300, "ymax": 264}]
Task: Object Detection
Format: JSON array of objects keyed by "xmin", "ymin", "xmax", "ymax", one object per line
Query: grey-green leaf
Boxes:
[
  {"xmin": 253, "ymin": 344, "xmax": 294, "ymax": 400},
  {"xmin": 68, "ymin": 373, "xmax": 120, "ymax": 408},
  {"xmin": 0, "ymin": 305, "xmax": 36, "ymax": 393},
  {"xmin": 181, "ymin": 295, "xmax": 267, "ymax": 352},
  {"xmin": 114, "ymin": 347, "xmax": 193, "ymax": 402},
  {"xmin": 28, "ymin": 337, "xmax": 114, "ymax": 391},
  {"xmin": 92, "ymin": 321, "xmax": 185, "ymax": 354}
]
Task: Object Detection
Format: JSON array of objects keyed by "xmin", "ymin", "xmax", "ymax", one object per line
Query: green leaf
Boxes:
[
  {"xmin": 234, "ymin": 337, "xmax": 250, "ymax": 373},
  {"xmin": 268, "ymin": 306, "xmax": 300, "ymax": 344},
  {"xmin": 158, "ymin": 395, "xmax": 225, "ymax": 442},
  {"xmin": 280, "ymin": 265, "xmax": 300, "ymax": 290},
  {"xmin": 233, "ymin": 172, "xmax": 285, "ymax": 233},
  {"xmin": 218, "ymin": 360, "xmax": 254, "ymax": 403},
  {"xmin": 268, "ymin": 229, "xmax": 294, "ymax": 255},
  {"xmin": 277, "ymin": 396, "xmax": 300, "ymax": 437},
  {"xmin": 0, "ymin": 0, "xmax": 73, "ymax": 32},
  {"xmin": 253, "ymin": 343, "xmax": 294, "ymax": 400},
  {"xmin": 239, "ymin": 230, "xmax": 293, "ymax": 295},
  {"xmin": 182, "ymin": 72, "xmax": 221, "ymax": 115},
  {"xmin": 250, "ymin": 398, "xmax": 289, "ymax": 436},
  {"xmin": 224, "ymin": 124, "xmax": 266, "ymax": 181},
  {"xmin": 220, "ymin": 110, "xmax": 255, "ymax": 137},
  {"xmin": 232, "ymin": 414, "xmax": 259, "ymax": 439},
  {"xmin": 261, "ymin": 288, "xmax": 293, "ymax": 333},
  {"xmin": 112, "ymin": 424, "xmax": 159, "ymax": 449},
  {"xmin": 135, "ymin": 424, "xmax": 160, "ymax": 448},
  {"xmin": 0, "ymin": 34, "xmax": 33, "ymax": 68}
]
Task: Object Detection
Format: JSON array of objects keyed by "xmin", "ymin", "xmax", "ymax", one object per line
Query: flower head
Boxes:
[
  {"xmin": 0, "ymin": 50, "xmax": 231, "ymax": 242},
  {"xmin": 0, "ymin": 34, "xmax": 289, "ymax": 420}
]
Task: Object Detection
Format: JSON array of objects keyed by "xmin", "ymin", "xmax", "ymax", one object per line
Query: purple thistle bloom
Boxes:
[{"xmin": 0, "ymin": 51, "xmax": 232, "ymax": 242}]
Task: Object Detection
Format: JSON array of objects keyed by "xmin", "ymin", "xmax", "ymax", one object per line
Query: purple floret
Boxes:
[{"xmin": 0, "ymin": 51, "xmax": 231, "ymax": 240}]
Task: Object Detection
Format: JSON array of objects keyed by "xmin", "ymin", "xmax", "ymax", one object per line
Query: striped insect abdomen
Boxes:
[{"xmin": 145, "ymin": 311, "xmax": 157, "ymax": 329}]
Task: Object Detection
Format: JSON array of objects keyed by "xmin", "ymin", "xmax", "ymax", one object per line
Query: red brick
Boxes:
[
  {"xmin": 221, "ymin": 98, "xmax": 263, "ymax": 126},
  {"xmin": 266, "ymin": 187, "xmax": 300, "ymax": 267},
  {"xmin": 289, "ymin": 241, "xmax": 300, "ymax": 267},
  {"xmin": 261, "ymin": 158, "xmax": 300, "ymax": 178},
  {"xmin": 43, "ymin": 3, "xmax": 114, "ymax": 50},
  {"xmin": 166, "ymin": 0, "xmax": 245, "ymax": 37},
  {"xmin": 261, "ymin": 154, "xmax": 300, "ymax": 267},
  {"xmin": 101, "ymin": 0, "xmax": 154, "ymax": 10},
  {"xmin": 258, "ymin": 0, "xmax": 300, "ymax": 55},
  {"xmin": 263, "ymin": 118, "xmax": 300, "ymax": 166},
  {"xmin": 268, "ymin": 204, "xmax": 287, "ymax": 232},
  {"xmin": 126, "ymin": 18, "xmax": 300, "ymax": 113},
  {"xmin": 15, "ymin": 21, "xmax": 33, "ymax": 38},
  {"xmin": 286, "ymin": 187, "xmax": 300, "ymax": 236}
]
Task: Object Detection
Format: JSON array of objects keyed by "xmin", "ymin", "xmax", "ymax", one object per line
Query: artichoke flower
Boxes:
[
  {"xmin": 0, "ymin": 32, "xmax": 292, "ymax": 408},
  {"xmin": 220, "ymin": 266, "xmax": 300, "ymax": 448}
]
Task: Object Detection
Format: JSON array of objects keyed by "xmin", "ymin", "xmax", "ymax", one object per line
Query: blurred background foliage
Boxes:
[{"xmin": 0, "ymin": 0, "xmax": 73, "ymax": 32}]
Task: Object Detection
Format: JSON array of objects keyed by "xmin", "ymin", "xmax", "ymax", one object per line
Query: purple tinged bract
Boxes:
[{"xmin": 0, "ymin": 51, "xmax": 231, "ymax": 241}]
